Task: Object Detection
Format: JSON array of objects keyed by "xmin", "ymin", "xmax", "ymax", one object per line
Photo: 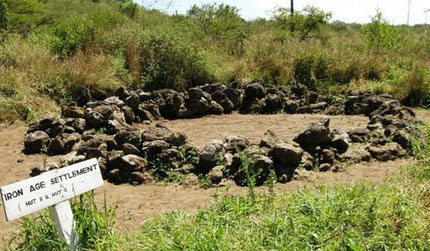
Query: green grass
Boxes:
[{"xmin": 8, "ymin": 124, "xmax": 430, "ymax": 250}]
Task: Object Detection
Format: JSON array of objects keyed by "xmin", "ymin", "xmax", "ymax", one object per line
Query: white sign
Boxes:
[{"xmin": 1, "ymin": 158, "xmax": 103, "ymax": 221}]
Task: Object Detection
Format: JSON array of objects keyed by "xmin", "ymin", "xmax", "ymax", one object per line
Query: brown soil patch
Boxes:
[{"xmin": 0, "ymin": 111, "xmax": 426, "ymax": 247}]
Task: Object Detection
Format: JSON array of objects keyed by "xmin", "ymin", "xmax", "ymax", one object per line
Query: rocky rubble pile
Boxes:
[{"xmin": 23, "ymin": 82, "xmax": 418, "ymax": 186}]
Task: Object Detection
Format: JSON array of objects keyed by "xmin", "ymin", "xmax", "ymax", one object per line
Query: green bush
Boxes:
[
  {"xmin": 187, "ymin": 3, "xmax": 248, "ymax": 55},
  {"xmin": 52, "ymin": 17, "xmax": 95, "ymax": 57},
  {"xmin": 135, "ymin": 27, "xmax": 213, "ymax": 90}
]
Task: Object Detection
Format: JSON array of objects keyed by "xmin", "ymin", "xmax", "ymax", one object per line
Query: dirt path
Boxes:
[{"xmin": 0, "ymin": 111, "xmax": 428, "ymax": 246}]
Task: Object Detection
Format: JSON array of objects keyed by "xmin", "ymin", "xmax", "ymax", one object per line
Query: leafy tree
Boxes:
[
  {"xmin": 187, "ymin": 3, "xmax": 248, "ymax": 55},
  {"xmin": 273, "ymin": 5, "xmax": 331, "ymax": 39},
  {"xmin": 362, "ymin": 10, "xmax": 400, "ymax": 53}
]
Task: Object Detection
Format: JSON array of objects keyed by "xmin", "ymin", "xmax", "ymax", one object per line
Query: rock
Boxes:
[
  {"xmin": 188, "ymin": 88, "xmax": 204, "ymax": 100},
  {"xmin": 199, "ymin": 140, "xmax": 226, "ymax": 172},
  {"xmin": 186, "ymin": 97, "xmax": 210, "ymax": 116},
  {"xmin": 320, "ymin": 148, "xmax": 337, "ymax": 164},
  {"xmin": 285, "ymin": 100, "xmax": 299, "ymax": 114},
  {"xmin": 291, "ymin": 83, "xmax": 308, "ymax": 97},
  {"xmin": 331, "ymin": 132, "xmax": 351, "ymax": 154},
  {"xmin": 46, "ymin": 119, "xmax": 65, "ymax": 138},
  {"xmin": 308, "ymin": 102, "xmax": 328, "ymax": 113},
  {"xmin": 122, "ymin": 106, "xmax": 135, "ymax": 124},
  {"xmin": 122, "ymin": 143, "xmax": 141, "ymax": 155},
  {"xmin": 125, "ymin": 92, "xmax": 140, "ymax": 109},
  {"xmin": 224, "ymin": 88, "xmax": 242, "ymax": 107},
  {"xmin": 339, "ymin": 144, "xmax": 371, "ymax": 163},
  {"xmin": 121, "ymin": 154, "xmax": 146, "ymax": 172},
  {"xmin": 130, "ymin": 172, "xmax": 154, "ymax": 185},
  {"xmin": 209, "ymin": 101, "xmax": 224, "ymax": 114},
  {"xmin": 348, "ymin": 128, "xmax": 370, "ymax": 143},
  {"xmin": 104, "ymin": 96, "xmax": 125, "ymax": 107},
  {"xmin": 114, "ymin": 129, "xmax": 142, "ymax": 148},
  {"xmin": 367, "ymin": 142, "xmax": 406, "ymax": 161},
  {"xmin": 210, "ymin": 90, "xmax": 227, "ymax": 104},
  {"xmin": 59, "ymin": 151, "xmax": 86, "ymax": 167},
  {"xmin": 106, "ymin": 119, "xmax": 125, "ymax": 135},
  {"xmin": 107, "ymin": 150, "xmax": 123, "ymax": 171},
  {"xmin": 326, "ymin": 104, "xmax": 344, "ymax": 115},
  {"xmin": 307, "ymin": 92, "xmax": 319, "ymax": 104},
  {"xmin": 62, "ymin": 106, "xmax": 85, "ymax": 118},
  {"xmin": 241, "ymin": 98, "xmax": 266, "ymax": 114},
  {"xmin": 24, "ymin": 131, "xmax": 50, "ymax": 154},
  {"xmin": 37, "ymin": 118, "xmax": 54, "ymax": 131},
  {"xmin": 142, "ymin": 140, "xmax": 170, "ymax": 158},
  {"xmin": 107, "ymin": 169, "xmax": 122, "ymax": 183},
  {"xmin": 265, "ymin": 94, "xmax": 284, "ymax": 113},
  {"xmin": 115, "ymin": 87, "xmax": 130, "ymax": 101},
  {"xmin": 260, "ymin": 130, "xmax": 280, "ymax": 149},
  {"xmin": 392, "ymin": 130, "xmax": 410, "ymax": 149},
  {"xmin": 86, "ymin": 110, "xmax": 105, "ymax": 129},
  {"xmin": 270, "ymin": 142, "xmax": 304, "ymax": 166},
  {"xmin": 219, "ymin": 99, "xmax": 235, "ymax": 114},
  {"xmin": 225, "ymin": 136, "xmax": 249, "ymax": 153},
  {"xmin": 206, "ymin": 166, "xmax": 224, "ymax": 185},
  {"xmin": 159, "ymin": 148, "xmax": 181, "ymax": 163},
  {"xmin": 180, "ymin": 173, "xmax": 199, "ymax": 185},
  {"xmin": 319, "ymin": 163, "xmax": 332, "ymax": 172},
  {"xmin": 245, "ymin": 82, "xmax": 265, "ymax": 99},
  {"xmin": 294, "ymin": 118, "xmax": 332, "ymax": 149},
  {"xmin": 300, "ymin": 151, "xmax": 315, "ymax": 170},
  {"xmin": 234, "ymin": 155, "xmax": 273, "ymax": 186},
  {"xmin": 71, "ymin": 118, "xmax": 86, "ymax": 133}
]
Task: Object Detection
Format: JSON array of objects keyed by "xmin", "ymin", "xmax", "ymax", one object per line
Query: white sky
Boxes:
[{"xmin": 136, "ymin": 0, "xmax": 430, "ymax": 25}]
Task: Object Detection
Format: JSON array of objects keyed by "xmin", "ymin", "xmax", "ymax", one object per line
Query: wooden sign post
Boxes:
[{"xmin": 1, "ymin": 158, "xmax": 104, "ymax": 250}]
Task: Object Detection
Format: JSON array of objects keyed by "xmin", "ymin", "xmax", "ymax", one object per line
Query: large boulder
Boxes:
[
  {"xmin": 199, "ymin": 140, "xmax": 226, "ymax": 173},
  {"xmin": 269, "ymin": 142, "xmax": 304, "ymax": 166},
  {"xmin": 294, "ymin": 118, "xmax": 332, "ymax": 151},
  {"xmin": 265, "ymin": 94, "xmax": 284, "ymax": 114},
  {"xmin": 24, "ymin": 131, "xmax": 50, "ymax": 154},
  {"xmin": 245, "ymin": 82, "xmax": 265, "ymax": 100}
]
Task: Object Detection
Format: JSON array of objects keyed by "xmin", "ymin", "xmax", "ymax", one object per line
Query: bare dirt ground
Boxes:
[{"xmin": 0, "ymin": 112, "xmax": 426, "ymax": 246}]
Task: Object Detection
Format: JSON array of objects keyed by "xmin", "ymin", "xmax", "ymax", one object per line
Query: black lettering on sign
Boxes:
[
  {"xmin": 3, "ymin": 188, "xmax": 24, "ymax": 201},
  {"xmin": 29, "ymin": 181, "xmax": 46, "ymax": 192},
  {"xmin": 25, "ymin": 198, "xmax": 36, "ymax": 207}
]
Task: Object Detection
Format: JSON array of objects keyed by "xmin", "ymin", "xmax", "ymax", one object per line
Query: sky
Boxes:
[{"xmin": 135, "ymin": 0, "xmax": 430, "ymax": 25}]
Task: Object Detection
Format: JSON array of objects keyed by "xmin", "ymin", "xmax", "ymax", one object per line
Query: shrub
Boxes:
[
  {"xmin": 52, "ymin": 17, "xmax": 95, "ymax": 57},
  {"xmin": 135, "ymin": 27, "xmax": 213, "ymax": 90},
  {"xmin": 187, "ymin": 3, "xmax": 248, "ymax": 55}
]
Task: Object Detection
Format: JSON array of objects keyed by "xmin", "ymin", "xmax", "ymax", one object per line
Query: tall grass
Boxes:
[{"xmin": 1, "ymin": 0, "xmax": 430, "ymax": 124}]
